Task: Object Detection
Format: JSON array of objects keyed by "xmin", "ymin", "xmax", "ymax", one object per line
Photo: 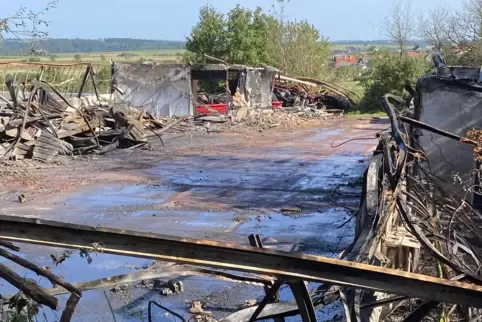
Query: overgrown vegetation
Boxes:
[
  {"xmin": 358, "ymin": 54, "xmax": 430, "ymax": 112},
  {"xmin": 185, "ymin": 0, "xmax": 330, "ymax": 79},
  {"xmin": 355, "ymin": 0, "xmax": 482, "ymax": 111}
]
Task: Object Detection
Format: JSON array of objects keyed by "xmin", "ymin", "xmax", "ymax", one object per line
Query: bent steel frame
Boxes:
[{"xmin": 0, "ymin": 215, "xmax": 482, "ymax": 308}]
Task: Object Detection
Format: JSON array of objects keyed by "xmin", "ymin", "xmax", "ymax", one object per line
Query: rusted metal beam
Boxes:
[{"xmin": 0, "ymin": 215, "xmax": 482, "ymax": 307}]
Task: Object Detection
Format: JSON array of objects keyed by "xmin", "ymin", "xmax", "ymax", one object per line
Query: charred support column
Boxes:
[{"xmin": 191, "ymin": 79, "xmax": 198, "ymax": 115}]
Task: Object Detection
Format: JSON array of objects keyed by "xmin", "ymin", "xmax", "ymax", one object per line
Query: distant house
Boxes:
[
  {"xmin": 334, "ymin": 55, "xmax": 358, "ymax": 68},
  {"xmin": 331, "ymin": 50, "xmax": 348, "ymax": 58}
]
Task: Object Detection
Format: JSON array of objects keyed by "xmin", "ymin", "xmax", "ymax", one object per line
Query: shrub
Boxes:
[
  {"xmin": 358, "ymin": 54, "xmax": 432, "ymax": 112},
  {"xmin": 336, "ymin": 65, "xmax": 360, "ymax": 82}
]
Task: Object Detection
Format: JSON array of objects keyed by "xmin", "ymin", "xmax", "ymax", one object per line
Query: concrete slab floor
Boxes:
[{"xmin": 0, "ymin": 117, "xmax": 386, "ymax": 321}]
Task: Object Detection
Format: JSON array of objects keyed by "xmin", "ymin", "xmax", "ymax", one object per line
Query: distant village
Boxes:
[{"xmin": 330, "ymin": 44, "xmax": 431, "ymax": 69}]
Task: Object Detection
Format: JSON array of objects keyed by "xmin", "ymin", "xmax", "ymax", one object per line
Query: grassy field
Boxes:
[
  {"xmin": 0, "ymin": 43, "xmax": 405, "ymax": 64},
  {"xmin": 0, "ymin": 43, "xmax": 412, "ymax": 64},
  {"xmin": 0, "ymin": 49, "xmax": 185, "ymax": 64}
]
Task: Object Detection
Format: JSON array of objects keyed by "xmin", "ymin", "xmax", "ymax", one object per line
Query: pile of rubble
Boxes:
[
  {"xmin": 0, "ymin": 81, "xmax": 192, "ymax": 163},
  {"xmin": 191, "ymin": 106, "xmax": 342, "ymax": 133},
  {"xmin": 232, "ymin": 106, "xmax": 341, "ymax": 130},
  {"xmin": 273, "ymin": 76, "xmax": 356, "ymax": 110},
  {"xmin": 0, "ymin": 78, "xmax": 344, "ymax": 163}
]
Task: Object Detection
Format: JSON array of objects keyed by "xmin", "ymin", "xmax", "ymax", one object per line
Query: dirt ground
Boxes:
[{"xmin": 0, "ymin": 117, "xmax": 387, "ymax": 321}]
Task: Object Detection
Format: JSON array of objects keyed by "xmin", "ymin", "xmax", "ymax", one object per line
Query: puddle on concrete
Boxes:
[
  {"xmin": 2, "ymin": 144, "xmax": 368, "ymax": 320},
  {"xmin": 0, "ymin": 244, "xmax": 150, "ymax": 287},
  {"xmin": 0, "ymin": 243, "xmax": 152, "ymax": 322},
  {"xmin": 305, "ymin": 128, "xmax": 343, "ymax": 143},
  {"xmin": 65, "ymin": 184, "xmax": 175, "ymax": 209},
  {"xmin": 293, "ymin": 153, "xmax": 366, "ymax": 191},
  {"xmin": 237, "ymin": 209, "xmax": 353, "ymax": 250}
]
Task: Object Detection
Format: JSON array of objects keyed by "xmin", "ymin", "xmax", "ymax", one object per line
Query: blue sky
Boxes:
[{"xmin": 5, "ymin": 0, "xmax": 462, "ymax": 41}]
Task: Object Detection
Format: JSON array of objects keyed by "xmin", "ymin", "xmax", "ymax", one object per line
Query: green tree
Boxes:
[
  {"xmin": 276, "ymin": 20, "xmax": 330, "ymax": 78},
  {"xmin": 185, "ymin": 6, "xmax": 226, "ymax": 63},
  {"xmin": 74, "ymin": 54, "xmax": 81, "ymax": 62},
  {"xmin": 49, "ymin": 54, "xmax": 57, "ymax": 62},
  {"xmin": 223, "ymin": 6, "xmax": 270, "ymax": 65},
  {"xmin": 100, "ymin": 54, "xmax": 106, "ymax": 61},
  {"xmin": 185, "ymin": 2, "xmax": 330, "ymax": 79}
]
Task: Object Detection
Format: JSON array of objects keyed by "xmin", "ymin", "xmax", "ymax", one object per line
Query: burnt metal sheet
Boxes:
[
  {"xmin": 112, "ymin": 62, "xmax": 192, "ymax": 117},
  {"xmin": 416, "ymin": 70, "xmax": 482, "ymax": 199},
  {"xmin": 237, "ymin": 67, "xmax": 276, "ymax": 108}
]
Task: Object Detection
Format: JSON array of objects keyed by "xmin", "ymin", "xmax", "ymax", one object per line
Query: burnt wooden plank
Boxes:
[
  {"xmin": 37, "ymin": 137, "xmax": 63, "ymax": 150},
  {"xmin": 60, "ymin": 141, "xmax": 74, "ymax": 155},
  {"xmin": 57, "ymin": 119, "xmax": 102, "ymax": 139},
  {"xmin": 0, "ymin": 262, "xmax": 57, "ymax": 309},
  {"xmin": 4, "ymin": 127, "xmax": 34, "ymax": 141},
  {"xmin": 127, "ymin": 126, "xmax": 146, "ymax": 141},
  {"xmin": 123, "ymin": 115, "xmax": 147, "ymax": 141},
  {"xmin": 33, "ymin": 132, "xmax": 66, "ymax": 162}
]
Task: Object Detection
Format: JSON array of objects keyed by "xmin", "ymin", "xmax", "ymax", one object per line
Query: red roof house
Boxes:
[{"xmin": 334, "ymin": 55, "xmax": 357, "ymax": 68}]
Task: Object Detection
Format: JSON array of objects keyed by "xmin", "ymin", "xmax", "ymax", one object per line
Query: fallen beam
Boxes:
[
  {"xmin": 14, "ymin": 265, "xmax": 270, "ymax": 298},
  {"xmin": 277, "ymin": 75, "xmax": 317, "ymax": 87},
  {"xmin": 0, "ymin": 262, "xmax": 58, "ymax": 309},
  {"xmin": 0, "ymin": 215, "xmax": 482, "ymax": 307},
  {"xmin": 0, "ymin": 247, "xmax": 81, "ymax": 296}
]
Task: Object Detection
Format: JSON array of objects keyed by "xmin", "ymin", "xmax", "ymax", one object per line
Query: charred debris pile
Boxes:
[
  {"xmin": 349, "ymin": 57, "xmax": 482, "ymax": 321},
  {"xmin": 0, "ymin": 69, "xmax": 349, "ymax": 163},
  {"xmin": 272, "ymin": 75, "xmax": 357, "ymax": 112},
  {"xmin": 194, "ymin": 74, "xmax": 352, "ymax": 132},
  {"xmin": 0, "ymin": 80, "xmax": 176, "ymax": 162}
]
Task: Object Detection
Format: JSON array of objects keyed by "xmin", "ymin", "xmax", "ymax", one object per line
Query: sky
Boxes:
[{"xmin": 4, "ymin": 0, "xmax": 463, "ymax": 41}]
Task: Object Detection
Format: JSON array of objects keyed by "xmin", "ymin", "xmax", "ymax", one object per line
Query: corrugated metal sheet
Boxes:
[{"xmin": 112, "ymin": 63, "xmax": 192, "ymax": 117}]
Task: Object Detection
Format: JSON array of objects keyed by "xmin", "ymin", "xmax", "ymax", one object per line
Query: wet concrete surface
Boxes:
[{"xmin": 0, "ymin": 118, "xmax": 386, "ymax": 321}]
